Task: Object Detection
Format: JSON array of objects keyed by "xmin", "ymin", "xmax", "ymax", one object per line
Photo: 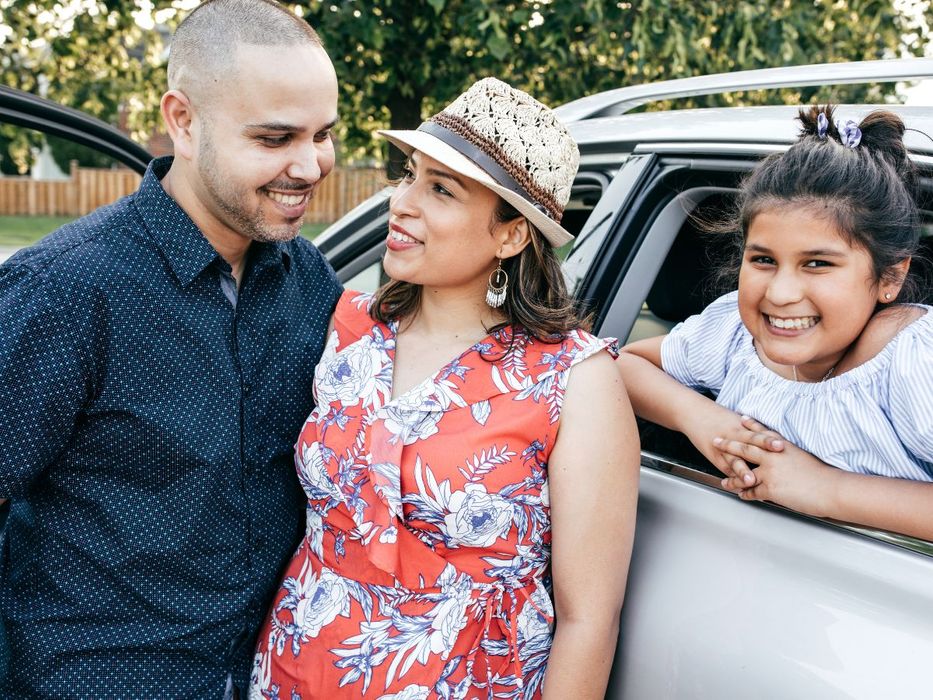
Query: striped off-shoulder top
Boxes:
[{"xmin": 660, "ymin": 291, "xmax": 933, "ymax": 482}]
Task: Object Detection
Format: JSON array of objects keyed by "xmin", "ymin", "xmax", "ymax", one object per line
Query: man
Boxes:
[{"xmin": 0, "ymin": 1, "xmax": 342, "ymax": 696}]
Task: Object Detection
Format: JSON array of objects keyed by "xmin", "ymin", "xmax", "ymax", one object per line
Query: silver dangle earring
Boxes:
[{"xmin": 486, "ymin": 259, "xmax": 508, "ymax": 308}]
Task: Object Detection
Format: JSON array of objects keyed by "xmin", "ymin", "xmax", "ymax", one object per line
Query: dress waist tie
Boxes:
[{"xmin": 466, "ymin": 579, "xmax": 553, "ymax": 698}]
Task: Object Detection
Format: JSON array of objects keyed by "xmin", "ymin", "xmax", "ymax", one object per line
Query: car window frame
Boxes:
[{"xmin": 590, "ymin": 149, "xmax": 933, "ymax": 557}]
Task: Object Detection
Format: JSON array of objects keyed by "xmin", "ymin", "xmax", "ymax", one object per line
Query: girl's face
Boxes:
[
  {"xmin": 383, "ymin": 151, "xmax": 507, "ymax": 295},
  {"xmin": 738, "ymin": 206, "xmax": 900, "ymax": 381}
]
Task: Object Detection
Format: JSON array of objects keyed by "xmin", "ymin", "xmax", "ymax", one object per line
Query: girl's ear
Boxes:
[
  {"xmin": 878, "ymin": 257, "xmax": 911, "ymax": 302},
  {"xmin": 497, "ymin": 216, "xmax": 532, "ymax": 260}
]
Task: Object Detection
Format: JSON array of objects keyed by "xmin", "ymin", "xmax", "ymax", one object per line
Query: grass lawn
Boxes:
[
  {"xmin": 0, "ymin": 215, "xmax": 330, "ymax": 248},
  {"xmin": 0, "ymin": 216, "xmax": 76, "ymax": 246}
]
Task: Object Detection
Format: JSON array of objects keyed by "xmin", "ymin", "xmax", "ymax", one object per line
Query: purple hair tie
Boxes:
[
  {"xmin": 817, "ymin": 112, "xmax": 829, "ymax": 139},
  {"xmin": 836, "ymin": 119, "xmax": 862, "ymax": 148}
]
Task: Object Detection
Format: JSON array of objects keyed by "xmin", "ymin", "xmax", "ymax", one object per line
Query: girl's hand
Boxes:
[
  {"xmin": 685, "ymin": 411, "xmax": 784, "ymax": 487},
  {"xmin": 714, "ymin": 435, "xmax": 840, "ymax": 517},
  {"xmin": 712, "ymin": 415, "xmax": 786, "ymax": 489}
]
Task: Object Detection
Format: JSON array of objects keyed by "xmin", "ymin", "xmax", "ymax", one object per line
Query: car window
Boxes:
[
  {"xmin": 0, "ymin": 123, "xmax": 141, "ymax": 254},
  {"xmin": 596, "ymin": 153, "xmax": 933, "ymax": 551}
]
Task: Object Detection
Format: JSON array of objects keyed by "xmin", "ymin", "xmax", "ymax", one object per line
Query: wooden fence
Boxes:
[{"xmin": 0, "ymin": 162, "xmax": 387, "ymax": 224}]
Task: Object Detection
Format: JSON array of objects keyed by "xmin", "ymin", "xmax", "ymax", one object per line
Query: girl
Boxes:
[
  {"xmin": 251, "ymin": 78, "xmax": 640, "ymax": 699},
  {"xmin": 617, "ymin": 105, "xmax": 933, "ymax": 540}
]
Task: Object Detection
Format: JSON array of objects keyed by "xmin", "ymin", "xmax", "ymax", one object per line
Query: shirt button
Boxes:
[{"xmin": 243, "ymin": 382, "xmax": 251, "ymax": 395}]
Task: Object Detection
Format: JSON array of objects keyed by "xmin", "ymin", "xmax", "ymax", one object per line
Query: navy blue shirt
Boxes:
[{"xmin": 0, "ymin": 157, "xmax": 342, "ymax": 697}]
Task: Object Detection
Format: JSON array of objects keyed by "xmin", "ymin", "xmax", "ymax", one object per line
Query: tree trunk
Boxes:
[{"xmin": 385, "ymin": 90, "xmax": 424, "ymax": 179}]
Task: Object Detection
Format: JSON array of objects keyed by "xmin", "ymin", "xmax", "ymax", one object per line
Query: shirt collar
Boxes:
[{"xmin": 134, "ymin": 156, "xmax": 293, "ymax": 287}]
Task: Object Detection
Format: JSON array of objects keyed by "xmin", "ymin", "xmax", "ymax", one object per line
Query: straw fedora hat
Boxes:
[{"xmin": 378, "ymin": 78, "xmax": 580, "ymax": 247}]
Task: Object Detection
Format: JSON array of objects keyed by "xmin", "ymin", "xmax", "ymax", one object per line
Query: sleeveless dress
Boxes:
[{"xmin": 250, "ymin": 290, "xmax": 616, "ymax": 700}]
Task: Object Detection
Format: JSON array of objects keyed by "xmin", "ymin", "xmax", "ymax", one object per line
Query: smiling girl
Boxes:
[{"xmin": 617, "ymin": 105, "xmax": 933, "ymax": 540}]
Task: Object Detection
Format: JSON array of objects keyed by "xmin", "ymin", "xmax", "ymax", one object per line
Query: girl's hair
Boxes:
[
  {"xmin": 370, "ymin": 197, "xmax": 590, "ymax": 340},
  {"xmin": 721, "ymin": 105, "xmax": 925, "ymax": 302}
]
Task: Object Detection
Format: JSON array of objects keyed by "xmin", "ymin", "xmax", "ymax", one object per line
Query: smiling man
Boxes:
[{"xmin": 0, "ymin": 1, "xmax": 342, "ymax": 697}]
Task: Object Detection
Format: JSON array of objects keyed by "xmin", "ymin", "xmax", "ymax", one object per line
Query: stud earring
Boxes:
[
  {"xmin": 486, "ymin": 259, "xmax": 508, "ymax": 308},
  {"xmin": 884, "ymin": 293, "xmax": 892, "ymax": 301}
]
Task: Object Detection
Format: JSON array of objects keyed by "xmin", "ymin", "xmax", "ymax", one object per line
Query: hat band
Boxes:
[{"xmin": 418, "ymin": 121, "xmax": 554, "ymax": 221}]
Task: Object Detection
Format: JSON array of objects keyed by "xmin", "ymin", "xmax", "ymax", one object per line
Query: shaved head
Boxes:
[{"xmin": 168, "ymin": 0, "xmax": 323, "ymax": 109}]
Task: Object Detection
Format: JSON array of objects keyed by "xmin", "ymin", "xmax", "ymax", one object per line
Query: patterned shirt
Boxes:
[{"xmin": 0, "ymin": 156, "xmax": 342, "ymax": 697}]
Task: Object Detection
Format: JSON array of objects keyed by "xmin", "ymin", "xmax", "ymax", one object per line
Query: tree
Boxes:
[
  {"xmin": 0, "ymin": 0, "xmax": 182, "ymax": 172},
  {"xmin": 295, "ymin": 0, "xmax": 932, "ymax": 172},
  {"xmin": 0, "ymin": 0, "xmax": 929, "ymax": 174}
]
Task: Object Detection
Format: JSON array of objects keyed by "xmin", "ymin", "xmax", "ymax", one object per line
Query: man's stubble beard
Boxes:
[{"xmin": 197, "ymin": 125, "xmax": 302, "ymax": 244}]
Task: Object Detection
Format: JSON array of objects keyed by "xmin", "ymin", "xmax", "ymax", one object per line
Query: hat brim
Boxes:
[{"xmin": 378, "ymin": 129, "xmax": 573, "ymax": 247}]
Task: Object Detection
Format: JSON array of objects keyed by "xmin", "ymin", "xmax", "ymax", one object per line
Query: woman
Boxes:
[{"xmin": 251, "ymin": 78, "xmax": 640, "ymax": 699}]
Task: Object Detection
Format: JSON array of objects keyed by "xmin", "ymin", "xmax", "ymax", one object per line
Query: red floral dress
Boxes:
[{"xmin": 251, "ymin": 291, "xmax": 616, "ymax": 700}]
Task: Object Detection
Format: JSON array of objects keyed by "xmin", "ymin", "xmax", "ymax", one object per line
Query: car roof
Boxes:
[{"xmin": 570, "ymin": 104, "xmax": 933, "ymax": 158}]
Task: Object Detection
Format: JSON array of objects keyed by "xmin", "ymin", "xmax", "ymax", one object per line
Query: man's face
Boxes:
[{"xmin": 189, "ymin": 43, "xmax": 339, "ymax": 244}]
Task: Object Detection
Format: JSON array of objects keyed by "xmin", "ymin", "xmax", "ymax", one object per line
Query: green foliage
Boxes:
[
  {"xmin": 48, "ymin": 135, "xmax": 120, "ymax": 171},
  {"xmin": 0, "ymin": 0, "xmax": 930, "ymax": 172},
  {"xmin": 295, "ymin": 0, "xmax": 931, "ymax": 164},
  {"xmin": 0, "ymin": 0, "xmax": 184, "ymax": 167}
]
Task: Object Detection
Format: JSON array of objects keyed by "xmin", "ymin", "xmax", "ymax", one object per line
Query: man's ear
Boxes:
[
  {"xmin": 161, "ymin": 89, "xmax": 196, "ymax": 161},
  {"xmin": 497, "ymin": 216, "xmax": 532, "ymax": 260}
]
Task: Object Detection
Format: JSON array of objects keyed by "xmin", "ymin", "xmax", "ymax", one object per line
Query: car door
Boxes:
[{"xmin": 584, "ymin": 145, "xmax": 933, "ymax": 699}]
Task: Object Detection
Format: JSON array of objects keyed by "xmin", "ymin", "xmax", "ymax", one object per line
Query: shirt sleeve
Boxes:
[
  {"xmin": 887, "ymin": 312, "xmax": 933, "ymax": 463},
  {"xmin": 0, "ymin": 265, "xmax": 93, "ymax": 498},
  {"xmin": 660, "ymin": 291, "xmax": 746, "ymax": 394}
]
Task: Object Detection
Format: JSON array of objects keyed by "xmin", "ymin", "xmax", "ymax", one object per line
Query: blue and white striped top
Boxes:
[{"xmin": 660, "ymin": 291, "xmax": 933, "ymax": 481}]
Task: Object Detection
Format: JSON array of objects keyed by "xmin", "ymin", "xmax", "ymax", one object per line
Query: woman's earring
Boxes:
[
  {"xmin": 486, "ymin": 259, "xmax": 508, "ymax": 308},
  {"xmin": 884, "ymin": 293, "xmax": 892, "ymax": 301}
]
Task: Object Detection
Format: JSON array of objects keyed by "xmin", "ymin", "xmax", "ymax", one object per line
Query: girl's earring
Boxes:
[{"xmin": 486, "ymin": 259, "xmax": 508, "ymax": 308}]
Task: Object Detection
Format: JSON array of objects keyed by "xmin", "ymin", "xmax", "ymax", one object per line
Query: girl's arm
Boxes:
[
  {"xmin": 617, "ymin": 337, "xmax": 768, "ymax": 484},
  {"xmin": 542, "ymin": 351, "xmax": 639, "ymax": 699},
  {"xmin": 717, "ymin": 419, "xmax": 933, "ymax": 541}
]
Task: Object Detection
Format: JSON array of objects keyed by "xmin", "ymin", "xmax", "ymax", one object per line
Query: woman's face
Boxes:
[{"xmin": 383, "ymin": 151, "xmax": 505, "ymax": 294}]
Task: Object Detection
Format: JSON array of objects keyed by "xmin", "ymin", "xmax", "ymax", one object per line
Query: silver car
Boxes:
[{"xmin": 316, "ymin": 58, "xmax": 933, "ymax": 700}]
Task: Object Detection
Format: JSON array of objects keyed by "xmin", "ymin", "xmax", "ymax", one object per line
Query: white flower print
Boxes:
[
  {"xmin": 305, "ymin": 506, "xmax": 325, "ymax": 559},
  {"xmin": 294, "ymin": 567, "xmax": 352, "ymax": 638},
  {"xmin": 377, "ymin": 685, "xmax": 431, "ymax": 700},
  {"xmin": 316, "ymin": 335, "xmax": 387, "ymax": 408},
  {"xmin": 428, "ymin": 573, "xmax": 473, "ymax": 657},
  {"xmin": 382, "ymin": 383, "xmax": 445, "ymax": 445},
  {"xmin": 297, "ymin": 441, "xmax": 343, "ymax": 503},
  {"xmin": 379, "ymin": 525, "xmax": 398, "ymax": 544},
  {"xmin": 516, "ymin": 583, "xmax": 554, "ymax": 659},
  {"xmin": 470, "ymin": 399, "xmax": 491, "ymax": 426},
  {"xmin": 443, "ymin": 484, "xmax": 514, "ymax": 548}
]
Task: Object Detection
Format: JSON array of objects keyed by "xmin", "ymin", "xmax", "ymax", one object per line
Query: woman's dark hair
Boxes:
[
  {"xmin": 720, "ymin": 105, "xmax": 924, "ymax": 302},
  {"xmin": 370, "ymin": 197, "xmax": 590, "ymax": 340}
]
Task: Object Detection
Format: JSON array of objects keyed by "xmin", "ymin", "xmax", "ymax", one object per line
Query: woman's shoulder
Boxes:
[
  {"xmin": 331, "ymin": 290, "xmax": 385, "ymax": 344},
  {"xmin": 526, "ymin": 327, "xmax": 619, "ymax": 368},
  {"xmin": 484, "ymin": 326, "xmax": 618, "ymax": 390}
]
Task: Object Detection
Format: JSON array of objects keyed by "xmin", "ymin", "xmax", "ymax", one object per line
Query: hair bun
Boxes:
[{"xmin": 858, "ymin": 110, "xmax": 912, "ymax": 177}]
